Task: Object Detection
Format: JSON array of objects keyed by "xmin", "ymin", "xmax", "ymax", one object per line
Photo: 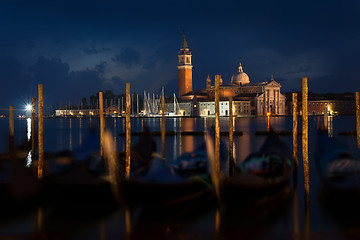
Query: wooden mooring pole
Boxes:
[
  {"xmin": 161, "ymin": 95, "xmax": 165, "ymax": 160},
  {"xmin": 356, "ymin": 92, "xmax": 360, "ymax": 149},
  {"xmin": 126, "ymin": 83, "xmax": 131, "ymax": 179},
  {"xmin": 38, "ymin": 84, "xmax": 44, "ymax": 180},
  {"xmin": 229, "ymin": 97, "xmax": 234, "ymax": 175},
  {"xmin": 302, "ymin": 77, "xmax": 309, "ymax": 203},
  {"xmin": 99, "ymin": 92, "xmax": 105, "ymax": 159},
  {"xmin": 292, "ymin": 92, "xmax": 300, "ymax": 237},
  {"xmin": 292, "ymin": 93, "xmax": 298, "ymax": 164},
  {"xmin": 302, "ymin": 77, "xmax": 310, "ymax": 235},
  {"xmin": 215, "ymin": 75, "xmax": 220, "ymax": 172}
]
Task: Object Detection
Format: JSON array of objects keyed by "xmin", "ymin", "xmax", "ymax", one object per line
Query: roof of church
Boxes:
[
  {"xmin": 234, "ymin": 93, "xmax": 259, "ymax": 98},
  {"xmin": 182, "ymin": 90, "xmax": 208, "ymax": 97}
]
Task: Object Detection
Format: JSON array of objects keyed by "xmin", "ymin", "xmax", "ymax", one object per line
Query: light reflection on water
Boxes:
[
  {"xmin": 26, "ymin": 150, "xmax": 32, "ymax": 167},
  {"xmin": 69, "ymin": 118, "xmax": 72, "ymax": 151},
  {"xmin": 26, "ymin": 118, "xmax": 31, "ymax": 141}
]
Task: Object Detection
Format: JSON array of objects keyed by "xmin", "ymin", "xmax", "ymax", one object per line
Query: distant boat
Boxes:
[{"xmin": 165, "ymin": 93, "xmax": 183, "ymax": 117}]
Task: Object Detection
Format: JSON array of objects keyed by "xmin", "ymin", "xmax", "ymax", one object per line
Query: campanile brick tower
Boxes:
[{"xmin": 178, "ymin": 30, "xmax": 193, "ymax": 99}]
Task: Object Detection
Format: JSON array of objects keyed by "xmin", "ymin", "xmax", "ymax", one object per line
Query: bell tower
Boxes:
[{"xmin": 178, "ymin": 30, "xmax": 193, "ymax": 99}]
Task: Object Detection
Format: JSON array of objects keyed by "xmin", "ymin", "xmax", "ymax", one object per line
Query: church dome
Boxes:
[{"xmin": 231, "ymin": 63, "xmax": 250, "ymax": 85}]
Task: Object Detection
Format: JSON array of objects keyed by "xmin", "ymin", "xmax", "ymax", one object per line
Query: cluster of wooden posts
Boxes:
[{"xmin": 6, "ymin": 81, "xmax": 360, "ymax": 208}]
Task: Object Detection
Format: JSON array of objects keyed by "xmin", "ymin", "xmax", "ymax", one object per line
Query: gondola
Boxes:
[
  {"xmin": 208, "ymin": 130, "xmax": 295, "ymax": 207},
  {"xmin": 315, "ymin": 130, "xmax": 360, "ymax": 232},
  {"xmin": 107, "ymin": 127, "xmax": 226, "ymax": 206},
  {"xmin": 315, "ymin": 131, "xmax": 360, "ymax": 192}
]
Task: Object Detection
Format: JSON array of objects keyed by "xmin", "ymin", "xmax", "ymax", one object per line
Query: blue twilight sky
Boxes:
[{"xmin": 1, "ymin": 0, "xmax": 360, "ymax": 109}]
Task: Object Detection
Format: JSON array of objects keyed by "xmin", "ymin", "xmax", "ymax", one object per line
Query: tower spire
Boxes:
[
  {"xmin": 181, "ymin": 29, "xmax": 189, "ymax": 49},
  {"xmin": 178, "ymin": 30, "xmax": 193, "ymax": 99}
]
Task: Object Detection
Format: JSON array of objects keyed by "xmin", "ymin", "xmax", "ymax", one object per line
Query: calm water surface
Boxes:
[{"xmin": 0, "ymin": 116, "xmax": 359, "ymax": 239}]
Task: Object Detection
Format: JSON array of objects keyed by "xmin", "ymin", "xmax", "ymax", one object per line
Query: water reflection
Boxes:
[
  {"xmin": 79, "ymin": 118, "xmax": 82, "ymax": 146},
  {"xmin": 26, "ymin": 150, "xmax": 32, "ymax": 167},
  {"xmin": 113, "ymin": 118, "xmax": 117, "ymax": 147},
  {"xmin": 26, "ymin": 118, "xmax": 33, "ymax": 165},
  {"xmin": 327, "ymin": 115, "xmax": 333, "ymax": 137},
  {"xmin": 37, "ymin": 207, "xmax": 43, "ymax": 232},
  {"xmin": 69, "ymin": 118, "xmax": 72, "ymax": 151},
  {"xmin": 179, "ymin": 118, "xmax": 182, "ymax": 156},
  {"xmin": 125, "ymin": 208, "xmax": 131, "ymax": 239},
  {"xmin": 60, "ymin": 118, "xmax": 63, "ymax": 150},
  {"xmin": 26, "ymin": 118, "xmax": 31, "ymax": 141},
  {"xmin": 100, "ymin": 220, "xmax": 106, "ymax": 240},
  {"xmin": 181, "ymin": 136, "xmax": 195, "ymax": 154},
  {"xmin": 3, "ymin": 116, "xmax": 360, "ymax": 238}
]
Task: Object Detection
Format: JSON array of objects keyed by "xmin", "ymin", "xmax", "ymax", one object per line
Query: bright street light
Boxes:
[{"xmin": 25, "ymin": 104, "xmax": 32, "ymax": 111}]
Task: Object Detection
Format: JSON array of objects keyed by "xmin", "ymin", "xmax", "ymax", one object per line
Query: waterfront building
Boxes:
[
  {"xmin": 55, "ymin": 105, "xmax": 120, "ymax": 117},
  {"xmin": 287, "ymin": 92, "xmax": 355, "ymax": 115},
  {"xmin": 55, "ymin": 109, "xmax": 99, "ymax": 117},
  {"xmin": 177, "ymin": 32, "xmax": 286, "ymax": 116}
]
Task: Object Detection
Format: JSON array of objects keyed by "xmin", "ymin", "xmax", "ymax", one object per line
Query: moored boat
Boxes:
[
  {"xmin": 106, "ymin": 127, "xmax": 226, "ymax": 206},
  {"xmin": 208, "ymin": 130, "xmax": 295, "ymax": 208},
  {"xmin": 315, "ymin": 131, "xmax": 360, "ymax": 192}
]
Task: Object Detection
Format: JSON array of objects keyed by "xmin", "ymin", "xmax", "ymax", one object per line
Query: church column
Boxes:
[
  {"xmin": 266, "ymin": 90, "xmax": 270, "ymax": 112},
  {"xmin": 263, "ymin": 90, "xmax": 266, "ymax": 115},
  {"xmin": 277, "ymin": 90, "xmax": 280, "ymax": 115}
]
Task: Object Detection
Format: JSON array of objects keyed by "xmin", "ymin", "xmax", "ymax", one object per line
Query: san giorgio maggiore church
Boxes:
[{"xmin": 174, "ymin": 32, "xmax": 286, "ymax": 117}]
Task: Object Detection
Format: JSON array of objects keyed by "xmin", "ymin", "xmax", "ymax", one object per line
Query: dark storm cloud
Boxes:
[
  {"xmin": 0, "ymin": 56, "xmax": 35, "ymax": 107},
  {"xmin": 83, "ymin": 46, "xmax": 98, "ymax": 55},
  {"xmin": 112, "ymin": 47, "xmax": 140, "ymax": 68},
  {"xmin": 94, "ymin": 61, "xmax": 107, "ymax": 75},
  {"xmin": 23, "ymin": 57, "xmax": 123, "ymax": 106},
  {"xmin": 83, "ymin": 45, "xmax": 111, "ymax": 55},
  {"xmin": 0, "ymin": 0, "xmax": 360, "ymax": 109},
  {"xmin": 28, "ymin": 57, "xmax": 70, "ymax": 83}
]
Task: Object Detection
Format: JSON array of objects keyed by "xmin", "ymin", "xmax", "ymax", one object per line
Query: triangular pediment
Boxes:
[{"xmin": 265, "ymin": 80, "xmax": 281, "ymax": 87}]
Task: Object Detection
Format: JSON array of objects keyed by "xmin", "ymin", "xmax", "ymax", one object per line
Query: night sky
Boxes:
[{"xmin": 1, "ymin": 0, "xmax": 360, "ymax": 110}]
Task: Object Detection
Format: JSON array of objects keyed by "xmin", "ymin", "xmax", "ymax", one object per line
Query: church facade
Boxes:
[{"xmin": 176, "ymin": 32, "xmax": 286, "ymax": 116}]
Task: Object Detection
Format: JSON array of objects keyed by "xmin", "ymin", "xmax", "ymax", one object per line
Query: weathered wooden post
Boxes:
[
  {"xmin": 9, "ymin": 106, "xmax": 14, "ymax": 151},
  {"xmin": 38, "ymin": 84, "xmax": 44, "ymax": 179},
  {"xmin": 126, "ymin": 83, "xmax": 131, "ymax": 179},
  {"xmin": 161, "ymin": 95, "xmax": 165, "ymax": 160},
  {"xmin": 292, "ymin": 93, "xmax": 300, "ymax": 237},
  {"xmin": 32, "ymin": 98, "xmax": 36, "ymax": 156},
  {"xmin": 356, "ymin": 92, "xmax": 360, "ymax": 149},
  {"xmin": 292, "ymin": 93, "xmax": 298, "ymax": 164},
  {"xmin": 215, "ymin": 75, "xmax": 220, "ymax": 172},
  {"xmin": 302, "ymin": 77, "xmax": 310, "ymax": 235},
  {"xmin": 302, "ymin": 77, "xmax": 309, "ymax": 203},
  {"xmin": 99, "ymin": 92, "xmax": 105, "ymax": 159},
  {"xmin": 229, "ymin": 97, "xmax": 234, "ymax": 175}
]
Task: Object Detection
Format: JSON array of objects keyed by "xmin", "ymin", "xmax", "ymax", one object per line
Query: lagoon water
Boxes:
[{"xmin": 0, "ymin": 116, "xmax": 359, "ymax": 239}]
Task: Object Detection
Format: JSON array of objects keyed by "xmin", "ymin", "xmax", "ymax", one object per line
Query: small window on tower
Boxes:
[{"xmin": 186, "ymin": 57, "xmax": 190, "ymax": 63}]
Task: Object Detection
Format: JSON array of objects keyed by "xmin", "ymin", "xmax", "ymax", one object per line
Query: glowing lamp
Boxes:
[{"xmin": 25, "ymin": 104, "xmax": 32, "ymax": 111}]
